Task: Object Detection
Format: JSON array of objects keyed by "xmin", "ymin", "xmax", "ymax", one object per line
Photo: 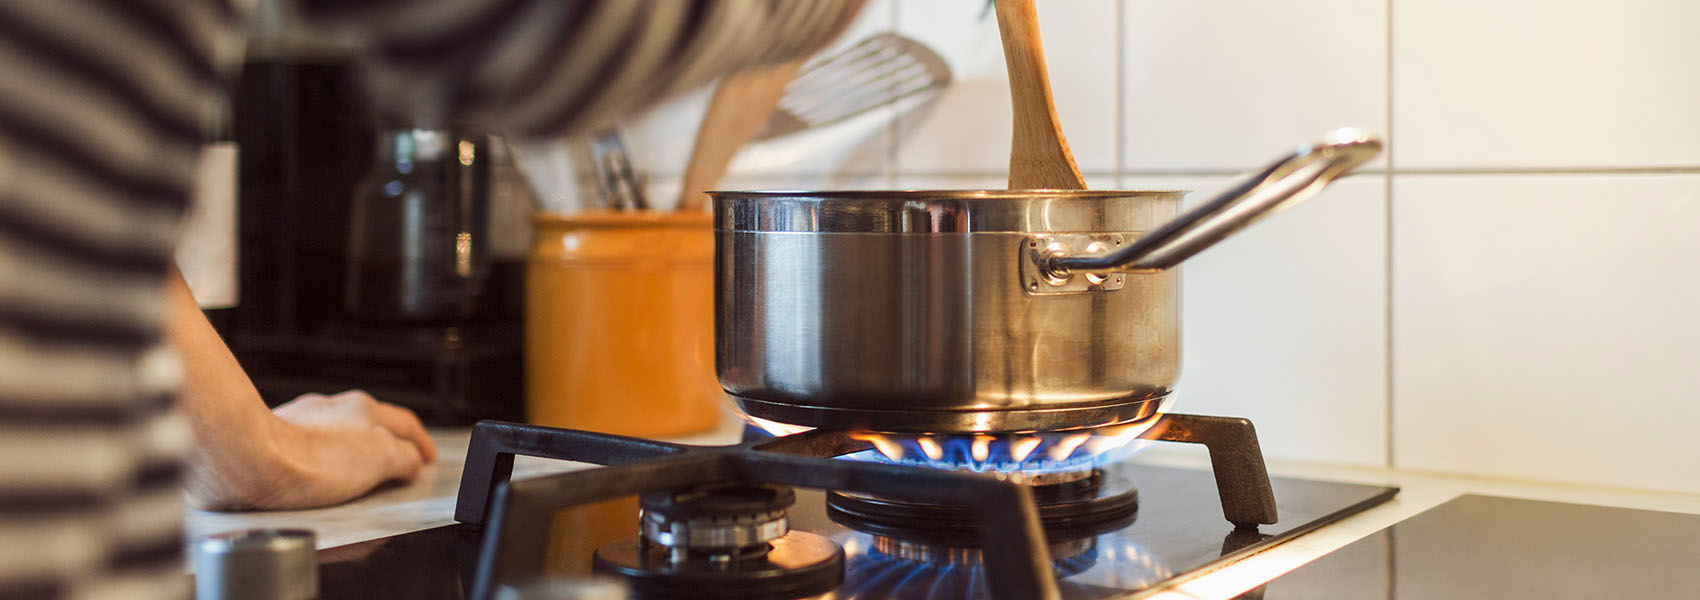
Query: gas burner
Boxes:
[
  {"xmin": 825, "ymin": 470, "xmax": 1139, "ymax": 539},
  {"xmin": 1015, "ymin": 467, "xmax": 1098, "ymax": 486},
  {"xmin": 757, "ymin": 413, "xmax": 1171, "ymax": 477},
  {"xmin": 638, "ymin": 483, "xmax": 795, "ymax": 561},
  {"xmin": 593, "ymin": 483, "xmax": 844, "ymax": 599}
]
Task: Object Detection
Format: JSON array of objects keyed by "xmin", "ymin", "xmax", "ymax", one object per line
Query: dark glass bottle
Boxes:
[{"xmin": 343, "ymin": 129, "xmax": 494, "ymax": 322}]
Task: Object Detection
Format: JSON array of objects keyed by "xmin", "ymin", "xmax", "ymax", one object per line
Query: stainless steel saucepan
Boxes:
[{"xmin": 711, "ymin": 128, "xmax": 1381, "ymax": 434}]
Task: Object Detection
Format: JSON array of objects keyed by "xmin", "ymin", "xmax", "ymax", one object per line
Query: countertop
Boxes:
[
  {"xmin": 184, "ymin": 421, "xmax": 744, "ymax": 552},
  {"xmin": 185, "ymin": 424, "xmax": 1700, "ymax": 598}
]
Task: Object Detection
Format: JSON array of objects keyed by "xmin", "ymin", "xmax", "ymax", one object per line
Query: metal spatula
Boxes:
[{"xmin": 753, "ymin": 32, "xmax": 952, "ymax": 142}]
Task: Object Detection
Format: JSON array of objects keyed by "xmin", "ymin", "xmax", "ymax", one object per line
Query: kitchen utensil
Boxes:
[
  {"xmin": 753, "ymin": 33, "xmax": 952, "ymax": 142},
  {"xmin": 995, "ymin": 0, "xmax": 1085, "ymax": 190},
  {"xmin": 676, "ymin": 60, "xmax": 805, "ymax": 213},
  {"xmin": 587, "ymin": 129, "xmax": 648, "ymax": 211},
  {"xmin": 712, "ymin": 129, "xmax": 1380, "ymax": 434},
  {"xmin": 526, "ymin": 211, "xmax": 722, "ymax": 437}
]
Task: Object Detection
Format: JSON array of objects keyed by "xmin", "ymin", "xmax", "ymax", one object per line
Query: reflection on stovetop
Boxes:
[
  {"xmin": 1239, "ymin": 495, "xmax": 1700, "ymax": 600},
  {"xmin": 316, "ymin": 464, "xmax": 1396, "ymax": 600}
]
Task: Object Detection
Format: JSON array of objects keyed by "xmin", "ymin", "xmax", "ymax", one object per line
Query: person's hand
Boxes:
[
  {"xmin": 273, "ymin": 390, "xmax": 438, "ymax": 462},
  {"xmin": 183, "ymin": 388, "xmax": 441, "ymax": 511},
  {"xmin": 243, "ymin": 390, "xmax": 438, "ymax": 509}
]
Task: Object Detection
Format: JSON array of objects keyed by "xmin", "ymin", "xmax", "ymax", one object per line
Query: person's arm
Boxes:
[
  {"xmin": 296, "ymin": 0, "xmax": 865, "ymax": 139},
  {"xmin": 164, "ymin": 266, "xmax": 437, "ymax": 509}
]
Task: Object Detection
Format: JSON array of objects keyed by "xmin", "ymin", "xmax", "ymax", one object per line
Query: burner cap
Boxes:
[
  {"xmin": 826, "ymin": 471, "xmax": 1138, "ymax": 543},
  {"xmin": 640, "ymin": 483, "xmax": 796, "ymax": 552},
  {"xmin": 593, "ymin": 532, "xmax": 844, "ymax": 600},
  {"xmin": 640, "ymin": 483, "xmax": 796, "ymax": 521}
]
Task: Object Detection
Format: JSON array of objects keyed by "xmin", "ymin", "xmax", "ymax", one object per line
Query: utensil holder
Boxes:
[{"xmin": 526, "ymin": 211, "xmax": 722, "ymax": 436}]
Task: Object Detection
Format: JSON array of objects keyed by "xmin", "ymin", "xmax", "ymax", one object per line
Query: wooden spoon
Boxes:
[
  {"xmin": 676, "ymin": 60, "xmax": 805, "ymax": 212},
  {"xmin": 995, "ymin": 0, "xmax": 1087, "ymax": 190}
]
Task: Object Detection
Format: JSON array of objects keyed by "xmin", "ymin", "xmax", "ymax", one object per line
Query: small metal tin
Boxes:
[{"xmin": 192, "ymin": 528, "xmax": 317, "ymax": 600}]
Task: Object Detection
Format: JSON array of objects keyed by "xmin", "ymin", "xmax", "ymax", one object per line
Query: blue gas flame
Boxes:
[{"xmin": 839, "ymin": 414, "xmax": 1167, "ymax": 475}]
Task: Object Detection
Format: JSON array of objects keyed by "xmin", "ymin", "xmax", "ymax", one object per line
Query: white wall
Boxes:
[{"xmin": 622, "ymin": 0, "xmax": 1700, "ymax": 494}]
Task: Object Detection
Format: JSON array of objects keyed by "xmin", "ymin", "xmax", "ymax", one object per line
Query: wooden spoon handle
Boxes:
[
  {"xmin": 995, "ymin": 0, "xmax": 1086, "ymax": 190},
  {"xmin": 676, "ymin": 60, "xmax": 805, "ymax": 212}
]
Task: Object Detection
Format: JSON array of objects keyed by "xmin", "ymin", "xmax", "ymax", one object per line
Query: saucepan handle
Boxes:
[{"xmin": 1039, "ymin": 128, "xmax": 1382, "ymax": 279}]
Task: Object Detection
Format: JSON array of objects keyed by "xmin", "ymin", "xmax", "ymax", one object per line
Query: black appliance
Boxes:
[
  {"xmin": 1243, "ymin": 494, "xmax": 1700, "ymax": 599},
  {"xmin": 227, "ymin": 54, "xmax": 525, "ymax": 424},
  {"xmin": 313, "ymin": 414, "xmax": 1400, "ymax": 599}
]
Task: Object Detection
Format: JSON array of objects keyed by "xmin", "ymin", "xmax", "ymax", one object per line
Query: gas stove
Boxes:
[{"xmin": 315, "ymin": 414, "xmax": 1397, "ymax": 599}]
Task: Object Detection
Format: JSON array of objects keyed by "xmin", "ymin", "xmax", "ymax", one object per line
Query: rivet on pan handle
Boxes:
[{"xmin": 1020, "ymin": 233, "xmax": 1129, "ymax": 294}]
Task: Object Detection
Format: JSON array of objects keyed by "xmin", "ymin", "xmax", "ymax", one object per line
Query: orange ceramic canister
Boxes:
[{"xmin": 526, "ymin": 211, "xmax": 723, "ymax": 436}]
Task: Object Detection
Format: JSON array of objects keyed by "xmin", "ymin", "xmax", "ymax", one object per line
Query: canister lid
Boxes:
[
  {"xmin": 192, "ymin": 529, "xmax": 318, "ymax": 600},
  {"xmin": 710, "ymin": 189, "xmax": 1183, "ymax": 234}
]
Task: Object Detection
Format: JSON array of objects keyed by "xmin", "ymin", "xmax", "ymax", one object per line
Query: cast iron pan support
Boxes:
[
  {"xmin": 455, "ymin": 421, "xmax": 1062, "ymax": 600},
  {"xmin": 1144, "ymin": 413, "xmax": 1280, "ymax": 528}
]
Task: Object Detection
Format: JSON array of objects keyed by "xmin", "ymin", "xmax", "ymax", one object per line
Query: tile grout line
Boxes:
[
  {"xmin": 885, "ymin": 1, "xmax": 901, "ymax": 188},
  {"xmin": 1384, "ymin": 0, "xmax": 1397, "ymax": 471},
  {"xmin": 703, "ymin": 166, "xmax": 1700, "ymax": 182},
  {"xmin": 1390, "ymin": 166, "xmax": 1700, "ymax": 175},
  {"xmin": 824, "ymin": 167, "xmax": 1700, "ymax": 180},
  {"xmin": 1115, "ymin": 0, "xmax": 1126, "ymax": 189}
]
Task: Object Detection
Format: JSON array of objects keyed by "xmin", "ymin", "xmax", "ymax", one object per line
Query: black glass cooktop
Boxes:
[
  {"xmin": 1238, "ymin": 494, "xmax": 1700, "ymax": 599},
  {"xmin": 317, "ymin": 463, "xmax": 1396, "ymax": 599}
]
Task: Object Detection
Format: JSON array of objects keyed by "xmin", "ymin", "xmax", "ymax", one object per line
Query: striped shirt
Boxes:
[{"xmin": 0, "ymin": 1, "xmax": 861, "ymax": 597}]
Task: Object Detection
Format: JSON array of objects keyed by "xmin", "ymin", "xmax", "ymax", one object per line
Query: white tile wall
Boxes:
[
  {"xmin": 620, "ymin": 87, "xmax": 710, "ymax": 182},
  {"xmin": 1150, "ymin": 175, "xmax": 1388, "ymax": 467},
  {"xmin": 1392, "ymin": 174, "xmax": 1700, "ymax": 493},
  {"xmin": 895, "ymin": 0, "xmax": 1119, "ymax": 174},
  {"xmin": 1123, "ymin": 0, "xmax": 1388, "ymax": 172},
  {"xmin": 597, "ymin": 0, "xmax": 1700, "ymax": 493},
  {"xmin": 1394, "ymin": 0, "xmax": 1700, "ymax": 169}
]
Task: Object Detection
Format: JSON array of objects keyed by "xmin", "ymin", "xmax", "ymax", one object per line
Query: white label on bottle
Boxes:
[{"xmin": 176, "ymin": 142, "xmax": 240, "ymax": 309}]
